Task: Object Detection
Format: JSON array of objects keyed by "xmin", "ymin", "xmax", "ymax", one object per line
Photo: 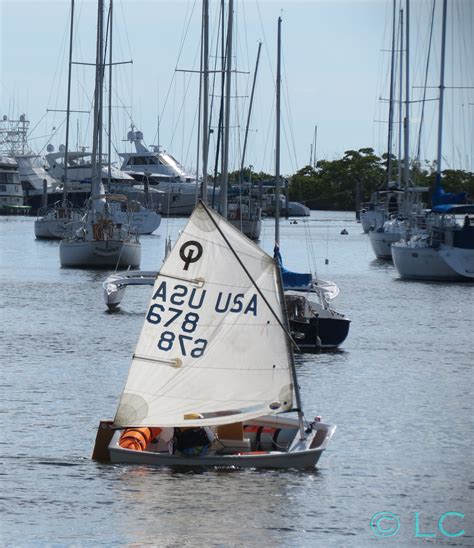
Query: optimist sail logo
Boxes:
[{"xmin": 179, "ymin": 240, "xmax": 203, "ymax": 270}]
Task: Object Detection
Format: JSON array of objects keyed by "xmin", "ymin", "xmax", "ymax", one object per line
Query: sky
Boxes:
[{"xmin": 1, "ymin": 0, "xmax": 473, "ymax": 176}]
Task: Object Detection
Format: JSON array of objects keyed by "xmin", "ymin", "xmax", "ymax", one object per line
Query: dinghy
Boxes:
[{"xmin": 93, "ymin": 201, "xmax": 335, "ymax": 469}]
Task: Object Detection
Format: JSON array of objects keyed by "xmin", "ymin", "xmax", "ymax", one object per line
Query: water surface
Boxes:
[{"xmin": 1, "ymin": 212, "xmax": 472, "ymax": 546}]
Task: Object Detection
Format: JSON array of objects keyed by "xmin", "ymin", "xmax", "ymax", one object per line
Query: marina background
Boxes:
[
  {"xmin": 1, "ymin": 211, "xmax": 472, "ymax": 545},
  {"xmin": 2, "ymin": 0, "xmax": 472, "ymax": 176}
]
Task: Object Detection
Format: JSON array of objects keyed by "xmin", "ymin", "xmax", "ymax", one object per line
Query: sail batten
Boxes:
[{"xmin": 114, "ymin": 202, "xmax": 293, "ymax": 428}]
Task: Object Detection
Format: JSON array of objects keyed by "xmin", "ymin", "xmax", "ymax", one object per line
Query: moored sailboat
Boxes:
[{"xmin": 59, "ymin": 0, "xmax": 141, "ymax": 268}]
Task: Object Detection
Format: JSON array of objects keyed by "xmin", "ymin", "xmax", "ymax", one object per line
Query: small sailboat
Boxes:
[
  {"xmin": 93, "ymin": 200, "xmax": 335, "ymax": 468},
  {"xmin": 59, "ymin": 0, "xmax": 141, "ymax": 268},
  {"xmin": 272, "ymin": 17, "xmax": 349, "ymax": 352}
]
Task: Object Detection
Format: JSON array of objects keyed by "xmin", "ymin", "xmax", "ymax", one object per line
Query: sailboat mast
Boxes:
[
  {"xmin": 107, "ymin": 0, "xmax": 113, "ymax": 193},
  {"xmin": 275, "ymin": 16, "xmax": 305, "ymax": 439},
  {"xmin": 275, "ymin": 16, "xmax": 282, "ymax": 246},
  {"xmin": 403, "ymin": 0, "xmax": 410, "ymax": 187},
  {"xmin": 97, "ymin": 0, "xmax": 105, "ymax": 196},
  {"xmin": 90, "ymin": 0, "xmax": 103, "ymax": 207},
  {"xmin": 63, "ymin": 0, "xmax": 75, "ymax": 207},
  {"xmin": 397, "ymin": 8, "xmax": 403, "ymax": 189},
  {"xmin": 436, "ymin": 0, "xmax": 447, "ymax": 190},
  {"xmin": 386, "ymin": 0, "xmax": 397, "ymax": 186},
  {"xmin": 313, "ymin": 124, "xmax": 318, "ymax": 169},
  {"xmin": 201, "ymin": 0, "xmax": 209, "ymax": 205},
  {"xmin": 220, "ymin": 0, "xmax": 233, "ymax": 219}
]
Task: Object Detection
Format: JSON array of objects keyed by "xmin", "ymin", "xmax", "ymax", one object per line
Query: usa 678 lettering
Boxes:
[
  {"xmin": 146, "ymin": 304, "xmax": 207, "ymax": 358},
  {"xmin": 146, "ymin": 281, "xmax": 259, "ymax": 358}
]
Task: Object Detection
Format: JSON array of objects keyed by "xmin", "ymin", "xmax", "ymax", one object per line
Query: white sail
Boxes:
[{"xmin": 114, "ymin": 202, "xmax": 293, "ymax": 428}]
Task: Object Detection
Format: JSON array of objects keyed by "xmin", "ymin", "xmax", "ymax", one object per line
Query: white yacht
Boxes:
[
  {"xmin": 119, "ymin": 129, "xmax": 217, "ymax": 216},
  {"xmin": 0, "ymin": 156, "xmax": 30, "ymax": 214},
  {"xmin": 0, "ymin": 114, "xmax": 65, "ymax": 212}
]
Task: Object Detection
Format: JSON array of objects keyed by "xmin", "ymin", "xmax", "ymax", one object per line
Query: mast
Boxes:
[
  {"xmin": 201, "ymin": 0, "xmax": 209, "ymax": 205},
  {"xmin": 397, "ymin": 8, "xmax": 403, "ymax": 189},
  {"xmin": 275, "ymin": 16, "xmax": 305, "ymax": 439},
  {"xmin": 435, "ymin": 0, "xmax": 448, "ymax": 192},
  {"xmin": 386, "ymin": 0, "xmax": 397, "ymax": 187},
  {"xmin": 91, "ymin": 0, "xmax": 105, "ymax": 213},
  {"xmin": 403, "ymin": 0, "xmax": 410, "ymax": 187},
  {"xmin": 63, "ymin": 0, "xmax": 75, "ymax": 207},
  {"xmin": 313, "ymin": 124, "xmax": 318, "ymax": 169},
  {"xmin": 211, "ymin": 0, "xmax": 225, "ymax": 208},
  {"xmin": 107, "ymin": 0, "xmax": 113, "ymax": 193},
  {"xmin": 275, "ymin": 16, "xmax": 282, "ymax": 245},
  {"xmin": 220, "ymin": 0, "xmax": 233, "ymax": 219}
]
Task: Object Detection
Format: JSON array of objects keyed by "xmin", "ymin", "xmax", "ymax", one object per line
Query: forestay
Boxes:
[{"xmin": 114, "ymin": 202, "xmax": 293, "ymax": 428}]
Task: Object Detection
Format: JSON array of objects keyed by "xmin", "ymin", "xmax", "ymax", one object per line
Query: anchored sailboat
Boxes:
[{"xmin": 59, "ymin": 0, "xmax": 141, "ymax": 268}]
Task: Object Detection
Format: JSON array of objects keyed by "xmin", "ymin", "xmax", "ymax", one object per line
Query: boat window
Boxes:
[{"xmin": 0, "ymin": 184, "xmax": 6, "ymax": 192}]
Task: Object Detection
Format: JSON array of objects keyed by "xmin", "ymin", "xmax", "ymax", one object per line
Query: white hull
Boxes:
[
  {"xmin": 391, "ymin": 242, "xmax": 467, "ymax": 281},
  {"xmin": 103, "ymin": 270, "xmax": 157, "ymax": 308},
  {"xmin": 156, "ymin": 191, "xmax": 198, "ymax": 216},
  {"xmin": 60, "ymin": 239, "xmax": 141, "ymax": 268},
  {"xmin": 35, "ymin": 218, "xmax": 84, "ymax": 239},
  {"xmin": 229, "ymin": 218, "xmax": 262, "ymax": 240},
  {"xmin": 360, "ymin": 209, "xmax": 385, "ymax": 233},
  {"xmin": 439, "ymin": 244, "xmax": 474, "ymax": 278},
  {"xmin": 114, "ymin": 209, "xmax": 161, "ymax": 234},
  {"xmin": 369, "ymin": 229, "xmax": 403, "ymax": 259},
  {"xmin": 106, "ymin": 417, "xmax": 335, "ymax": 469}
]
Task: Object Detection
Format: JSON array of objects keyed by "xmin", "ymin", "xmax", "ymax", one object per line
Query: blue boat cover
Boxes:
[
  {"xmin": 274, "ymin": 245, "xmax": 312, "ymax": 287},
  {"xmin": 431, "ymin": 204, "xmax": 474, "ymax": 214}
]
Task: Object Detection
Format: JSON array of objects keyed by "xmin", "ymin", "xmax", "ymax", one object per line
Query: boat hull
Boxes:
[
  {"xmin": 360, "ymin": 209, "xmax": 385, "ymax": 233},
  {"xmin": 290, "ymin": 316, "xmax": 350, "ymax": 351},
  {"xmin": 106, "ymin": 419, "xmax": 336, "ymax": 469},
  {"xmin": 60, "ymin": 239, "xmax": 141, "ymax": 268},
  {"xmin": 34, "ymin": 218, "xmax": 83, "ymax": 240},
  {"xmin": 229, "ymin": 218, "xmax": 262, "ymax": 240},
  {"xmin": 369, "ymin": 228, "xmax": 402, "ymax": 259},
  {"xmin": 439, "ymin": 243, "xmax": 474, "ymax": 278},
  {"xmin": 391, "ymin": 242, "xmax": 467, "ymax": 281}
]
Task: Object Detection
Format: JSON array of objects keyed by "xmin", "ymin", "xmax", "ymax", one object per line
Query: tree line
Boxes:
[{"xmin": 226, "ymin": 148, "xmax": 473, "ymax": 211}]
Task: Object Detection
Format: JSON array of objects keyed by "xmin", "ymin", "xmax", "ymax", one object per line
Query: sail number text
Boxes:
[{"xmin": 146, "ymin": 304, "xmax": 207, "ymax": 357}]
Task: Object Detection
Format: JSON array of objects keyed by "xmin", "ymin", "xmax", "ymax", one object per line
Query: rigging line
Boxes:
[
  {"xmin": 281, "ymin": 51, "xmax": 298, "ymax": 172},
  {"xmin": 415, "ymin": 0, "xmax": 436, "ymax": 165},
  {"xmin": 201, "ymin": 200, "xmax": 301, "ymax": 352},
  {"xmin": 155, "ymin": 0, "xmax": 199, "ymax": 146}
]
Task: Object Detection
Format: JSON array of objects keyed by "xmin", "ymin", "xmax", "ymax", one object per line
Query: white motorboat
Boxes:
[
  {"xmin": 0, "ymin": 156, "xmax": 30, "ymax": 215},
  {"xmin": 120, "ymin": 129, "xmax": 216, "ymax": 216},
  {"xmin": 92, "ymin": 200, "xmax": 335, "ymax": 469}
]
